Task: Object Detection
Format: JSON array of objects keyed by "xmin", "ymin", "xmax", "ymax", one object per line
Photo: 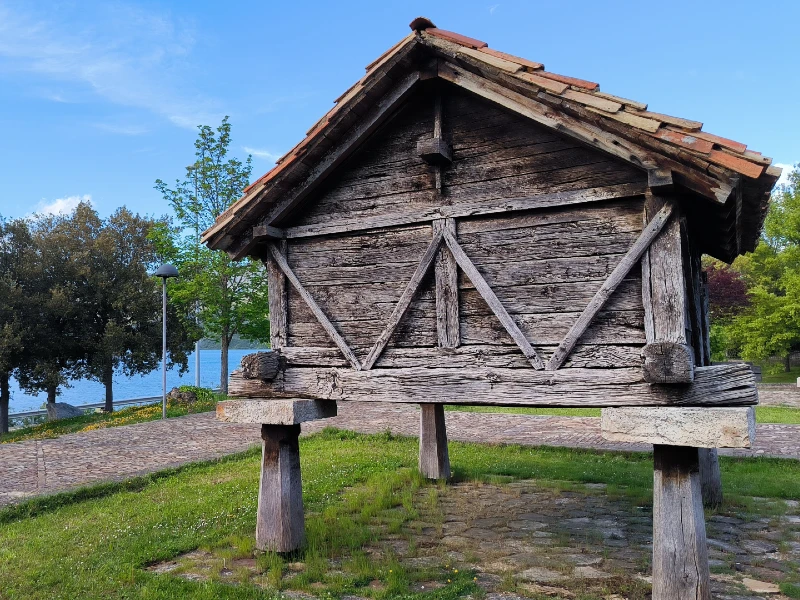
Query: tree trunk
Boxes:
[
  {"xmin": 0, "ymin": 372, "xmax": 9, "ymax": 435},
  {"xmin": 220, "ymin": 332, "xmax": 230, "ymax": 396},
  {"xmin": 103, "ymin": 364, "xmax": 114, "ymax": 413},
  {"xmin": 785, "ymin": 354, "xmax": 792, "ymax": 373},
  {"xmin": 47, "ymin": 383, "xmax": 57, "ymax": 404}
]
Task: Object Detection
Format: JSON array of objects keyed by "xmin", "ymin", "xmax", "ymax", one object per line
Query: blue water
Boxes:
[{"xmin": 8, "ymin": 349, "xmax": 261, "ymax": 414}]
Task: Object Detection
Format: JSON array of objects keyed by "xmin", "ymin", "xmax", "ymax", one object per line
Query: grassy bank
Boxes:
[
  {"xmin": 0, "ymin": 429, "xmax": 798, "ymax": 599},
  {"xmin": 1, "ymin": 388, "xmax": 222, "ymax": 444}
]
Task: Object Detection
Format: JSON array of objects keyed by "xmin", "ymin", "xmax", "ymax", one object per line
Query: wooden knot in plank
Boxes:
[{"xmin": 240, "ymin": 351, "xmax": 282, "ymax": 381}]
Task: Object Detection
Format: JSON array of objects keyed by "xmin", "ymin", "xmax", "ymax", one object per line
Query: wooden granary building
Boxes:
[{"xmin": 203, "ymin": 18, "xmax": 781, "ymax": 600}]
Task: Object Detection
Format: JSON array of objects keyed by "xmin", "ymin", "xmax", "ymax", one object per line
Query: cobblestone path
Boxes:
[{"xmin": 2, "ymin": 403, "xmax": 799, "ymax": 507}]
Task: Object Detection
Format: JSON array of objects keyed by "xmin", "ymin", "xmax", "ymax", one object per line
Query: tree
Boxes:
[
  {"xmin": 155, "ymin": 117, "xmax": 270, "ymax": 393},
  {"xmin": 720, "ymin": 165, "xmax": 800, "ymax": 371},
  {"xmin": 79, "ymin": 205, "xmax": 200, "ymax": 411},
  {"xmin": 14, "ymin": 211, "xmax": 88, "ymax": 404},
  {"xmin": 0, "ymin": 216, "xmax": 35, "ymax": 433}
]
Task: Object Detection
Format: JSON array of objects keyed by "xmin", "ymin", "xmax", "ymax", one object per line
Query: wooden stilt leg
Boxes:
[
  {"xmin": 257, "ymin": 424, "xmax": 305, "ymax": 552},
  {"xmin": 419, "ymin": 404, "xmax": 450, "ymax": 480},
  {"xmin": 698, "ymin": 448, "xmax": 723, "ymax": 509},
  {"xmin": 652, "ymin": 445, "xmax": 710, "ymax": 600}
]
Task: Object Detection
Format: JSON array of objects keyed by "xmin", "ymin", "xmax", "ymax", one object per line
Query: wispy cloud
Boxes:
[
  {"xmin": 243, "ymin": 146, "xmax": 283, "ymax": 163},
  {"xmin": 0, "ymin": 3, "xmax": 221, "ymax": 129},
  {"xmin": 489, "ymin": 4, "xmax": 500, "ymax": 14},
  {"xmin": 33, "ymin": 194, "xmax": 91, "ymax": 216},
  {"xmin": 774, "ymin": 163, "xmax": 797, "ymax": 188}
]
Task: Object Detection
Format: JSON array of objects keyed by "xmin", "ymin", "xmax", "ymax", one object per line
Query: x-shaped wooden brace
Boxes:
[{"xmin": 267, "ymin": 200, "xmax": 674, "ymax": 373}]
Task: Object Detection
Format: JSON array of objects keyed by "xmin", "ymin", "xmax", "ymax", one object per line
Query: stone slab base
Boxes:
[
  {"xmin": 601, "ymin": 407, "xmax": 755, "ymax": 448},
  {"xmin": 216, "ymin": 399, "xmax": 337, "ymax": 425}
]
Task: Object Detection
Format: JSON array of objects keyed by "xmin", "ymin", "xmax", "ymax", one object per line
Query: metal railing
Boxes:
[{"xmin": 9, "ymin": 396, "xmax": 163, "ymax": 420}]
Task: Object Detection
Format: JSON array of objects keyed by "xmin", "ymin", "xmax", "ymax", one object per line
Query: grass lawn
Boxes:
[
  {"xmin": 759, "ymin": 365, "xmax": 800, "ymax": 383},
  {"xmin": 1, "ymin": 428, "xmax": 799, "ymax": 600},
  {"xmin": 1, "ymin": 392, "xmax": 222, "ymax": 444}
]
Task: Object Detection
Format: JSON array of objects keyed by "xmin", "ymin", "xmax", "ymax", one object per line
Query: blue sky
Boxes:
[{"xmin": 0, "ymin": 0, "xmax": 797, "ymax": 220}]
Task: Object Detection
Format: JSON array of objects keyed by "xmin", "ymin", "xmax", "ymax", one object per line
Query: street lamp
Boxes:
[{"xmin": 154, "ymin": 264, "xmax": 179, "ymax": 419}]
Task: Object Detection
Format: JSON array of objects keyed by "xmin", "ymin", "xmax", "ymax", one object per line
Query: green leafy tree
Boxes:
[
  {"xmin": 13, "ymin": 211, "xmax": 87, "ymax": 404},
  {"xmin": 0, "ymin": 216, "xmax": 35, "ymax": 433},
  {"xmin": 155, "ymin": 117, "xmax": 270, "ymax": 393},
  {"xmin": 722, "ymin": 165, "xmax": 800, "ymax": 371},
  {"xmin": 79, "ymin": 205, "xmax": 200, "ymax": 411}
]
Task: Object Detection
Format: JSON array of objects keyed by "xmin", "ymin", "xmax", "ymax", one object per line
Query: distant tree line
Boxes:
[
  {"xmin": 707, "ymin": 164, "xmax": 800, "ymax": 371},
  {"xmin": 0, "ymin": 204, "xmax": 199, "ymax": 433}
]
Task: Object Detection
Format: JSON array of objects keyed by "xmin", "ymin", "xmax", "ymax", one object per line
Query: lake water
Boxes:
[{"xmin": 8, "ymin": 349, "xmax": 261, "ymax": 414}]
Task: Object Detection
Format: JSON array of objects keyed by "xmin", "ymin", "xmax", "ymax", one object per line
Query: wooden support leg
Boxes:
[
  {"xmin": 698, "ymin": 448, "xmax": 723, "ymax": 509},
  {"xmin": 257, "ymin": 424, "xmax": 305, "ymax": 552},
  {"xmin": 419, "ymin": 404, "xmax": 451, "ymax": 480},
  {"xmin": 652, "ymin": 445, "xmax": 710, "ymax": 600}
]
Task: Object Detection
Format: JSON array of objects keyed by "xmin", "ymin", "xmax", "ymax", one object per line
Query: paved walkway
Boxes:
[{"xmin": 2, "ymin": 403, "xmax": 799, "ymax": 507}]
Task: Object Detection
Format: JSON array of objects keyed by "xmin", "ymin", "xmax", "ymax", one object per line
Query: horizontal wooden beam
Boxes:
[
  {"xmin": 280, "ymin": 344, "xmax": 646, "ymax": 370},
  {"xmin": 252, "ymin": 225, "xmax": 286, "ymax": 241},
  {"xmin": 229, "ymin": 363, "xmax": 757, "ymax": 407},
  {"xmin": 283, "ymin": 182, "xmax": 647, "ymax": 239}
]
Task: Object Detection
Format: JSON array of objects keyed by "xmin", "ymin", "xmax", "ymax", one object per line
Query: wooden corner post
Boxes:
[
  {"xmin": 653, "ymin": 445, "xmax": 710, "ymax": 600},
  {"xmin": 258, "ymin": 424, "xmax": 305, "ymax": 552},
  {"xmin": 419, "ymin": 218, "xmax": 455, "ymax": 480},
  {"xmin": 642, "ymin": 193, "xmax": 710, "ymax": 600}
]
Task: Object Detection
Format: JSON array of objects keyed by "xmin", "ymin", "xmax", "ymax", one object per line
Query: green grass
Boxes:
[
  {"xmin": 0, "ymin": 428, "xmax": 798, "ymax": 599},
  {"xmin": 447, "ymin": 405, "xmax": 800, "ymax": 424},
  {"xmin": 758, "ymin": 364, "xmax": 800, "ymax": 383},
  {"xmin": 1, "ymin": 388, "xmax": 222, "ymax": 444}
]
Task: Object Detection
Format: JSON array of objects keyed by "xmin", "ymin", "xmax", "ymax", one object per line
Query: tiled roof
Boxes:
[{"xmin": 203, "ymin": 18, "xmax": 781, "ymax": 258}]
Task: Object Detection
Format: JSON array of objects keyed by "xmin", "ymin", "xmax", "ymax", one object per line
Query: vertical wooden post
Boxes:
[
  {"xmin": 256, "ymin": 424, "xmax": 305, "ymax": 552},
  {"xmin": 685, "ymin": 232, "xmax": 724, "ymax": 508},
  {"xmin": 433, "ymin": 218, "xmax": 459, "ymax": 349},
  {"xmin": 266, "ymin": 239, "xmax": 288, "ymax": 350},
  {"xmin": 642, "ymin": 193, "xmax": 711, "ymax": 597},
  {"xmin": 698, "ymin": 447, "xmax": 723, "ymax": 508},
  {"xmin": 419, "ymin": 404, "xmax": 451, "ymax": 480},
  {"xmin": 652, "ymin": 445, "xmax": 711, "ymax": 600},
  {"xmin": 418, "ymin": 219, "xmax": 456, "ymax": 480}
]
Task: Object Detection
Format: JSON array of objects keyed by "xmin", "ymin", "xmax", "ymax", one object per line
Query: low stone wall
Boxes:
[{"xmin": 757, "ymin": 383, "xmax": 800, "ymax": 408}]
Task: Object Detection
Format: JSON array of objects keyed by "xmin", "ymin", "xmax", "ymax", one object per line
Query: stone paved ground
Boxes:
[
  {"xmin": 156, "ymin": 479, "xmax": 800, "ymax": 599},
  {"xmin": 1, "ymin": 402, "xmax": 799, "ymax": 507}
]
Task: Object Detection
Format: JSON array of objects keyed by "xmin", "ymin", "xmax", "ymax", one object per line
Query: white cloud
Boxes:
[
  {"xmin": 34, "ymin": 194, "xmax": 91, "ymax": 216},
  {"xmin": 243, "ymin": 146, "xmax": 282, "ymax": 163},
  {"xmin": 0, "ymin": 3, "xmax": 221, "ymax": 129},
  {"xmin": 489, "ymin": 4, "xmax": 500, "ymax": 14},
  {"xmin": 773, "ymin": 163, "xmax": 797, "ymax": 188}
]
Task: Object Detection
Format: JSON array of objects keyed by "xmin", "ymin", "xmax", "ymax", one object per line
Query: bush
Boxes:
[{"xmin": 176, "ymin": 386, "xmax": 215, "ymax": 403}]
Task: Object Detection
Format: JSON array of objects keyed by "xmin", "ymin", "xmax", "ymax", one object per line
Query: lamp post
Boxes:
[{"xmin": 154, "ymin": 264, "xmax": 179, "ymax": 419}]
